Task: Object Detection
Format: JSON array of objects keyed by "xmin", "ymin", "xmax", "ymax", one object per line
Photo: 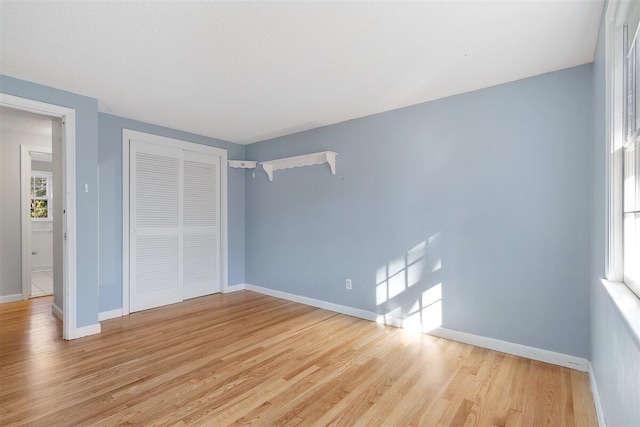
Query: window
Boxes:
[
  {"xmin": 625, "ymin": 24, "xmax": 640, "ymax": 297},
  {"xmin": 622, "ymin": 22, "xmax": 640, "ymax": 295},
  {"xmin": 608, "ymin": 0, "xmax": 640, "ymax": 299},
  {"xmin": 30, "ymin": 171, "xmax": 52, "ymax": 221}
]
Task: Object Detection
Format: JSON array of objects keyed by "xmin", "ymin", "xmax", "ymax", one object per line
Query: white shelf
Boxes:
[
  {"xmin": 228, "ymin": 160, "xmax": 257, "ymax": 169},
  {"xmin": 261, "ymin": 151, "xmax": 338, "ymax": 181}
]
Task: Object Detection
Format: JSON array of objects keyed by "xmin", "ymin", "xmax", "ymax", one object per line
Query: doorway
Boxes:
[
  {"xmin": 0, "ymin": 94, "xmax": 77, "ymax": 340},
  {"xmin": 0, "ymin": 108, "xmax": 53, "ymax": 303},
  {"xmin": 22, "ymin": 146, "xmax": 56, "ymax": 300}
]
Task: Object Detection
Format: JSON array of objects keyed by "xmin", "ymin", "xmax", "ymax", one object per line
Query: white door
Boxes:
[
  {"xmin": 130, "ymin": 140, "xmax": 183, "ymax": 312},
  {"xmin": 129, "ymin": 138, "xmax": 222, "ymax": 312},
  {"xmin": 183, "ymin": 151, "xmax": 221, "ymax": 299}
]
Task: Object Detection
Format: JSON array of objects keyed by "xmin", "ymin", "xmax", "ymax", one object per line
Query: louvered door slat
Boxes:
[
  {"xmin": 182, "ymin": 152, "xmax": 220, "ymax": 299},
  {"xmin": 130, "ymin": 140, "xmax": 183, "ymax": 312}
]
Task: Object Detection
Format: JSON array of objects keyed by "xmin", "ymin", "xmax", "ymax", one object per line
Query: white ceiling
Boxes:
[{"xmin": 0, "ymin": 1, "xmax": 603, "ymax": 145}]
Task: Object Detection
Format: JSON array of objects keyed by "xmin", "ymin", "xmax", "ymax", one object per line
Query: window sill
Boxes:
[{"xmin": 600, "ymin": 279, "xmax": 640, "ymax": 350}]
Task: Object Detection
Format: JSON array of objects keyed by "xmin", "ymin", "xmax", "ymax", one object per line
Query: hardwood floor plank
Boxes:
[{"xmin": 0, "ymin": 292, "xmax": 599, "ymax": 426}]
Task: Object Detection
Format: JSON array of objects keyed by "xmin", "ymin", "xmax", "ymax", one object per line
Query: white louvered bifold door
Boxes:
[
  {"xmin": 182, "ymin": 151, "xmax": 221, "ymax": 299},
  {"xmin": 130, "ymin": 140, "xmax": 183, "ymax": 312}
]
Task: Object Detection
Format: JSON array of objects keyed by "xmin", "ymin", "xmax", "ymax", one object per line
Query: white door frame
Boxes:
[
  {"xmin": 1, "ymin": 93, "xmax": 77, "ymax": 340},
  {"xmin": 122, "ymin": 129, "xmax": 228, "ymax": 315},
  {"xmin": 20, "ymin": 145, "xmax": 53, "ymax": 301}
]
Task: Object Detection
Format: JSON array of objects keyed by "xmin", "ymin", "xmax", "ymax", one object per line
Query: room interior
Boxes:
[
  {"xmin": 0, "ymin": 1, "xmax": 638, "ymax": 426},
  {"xmin": 0, "ymin": 107, "xmax": 56, "ymax": 299}
]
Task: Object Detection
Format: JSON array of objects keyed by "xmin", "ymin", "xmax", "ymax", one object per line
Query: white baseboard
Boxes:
[
  {"xmin": 376, "ymin": 313, "xmax": 404, "ymax": 328},
  {"xmin": 589, "ymin": 362, "xmax": 607, "ymax": 427},
  {"xmin": 245, "ymin": 284, "xmax": 378, "ymax": 322},
  {"xmin": 0, "ymin": 294, "xmax": 23, "ymax": 304},
  {"xmin": 68, "ymin": 323, "xmax": 101, "ymax": 339},
  {"xmin": 244, "ymin": 284, "xmax": 589, "ymax": 372},
  {"xmin": 223, "ymin": 283, "xmax": 246, "ymax": 293},
  {"xmin": 99, "ymin": 308, "xmax": 123, "ymax": 321},
  {"xmin": 52, "ymin": 307, "xmax": 102, "ymax": 339},
  {"xmin": 427, "ymin": 327, "xmax": 589, "ymax": 372},
  {"xmin": 51, "ymin": 303, "xmax": 63, "ymax": 320}
]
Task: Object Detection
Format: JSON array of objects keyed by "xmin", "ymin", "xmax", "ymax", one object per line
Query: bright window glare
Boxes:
[
  {"xmin": 403, "ymin": 311, "xmax": 422, "ymax": 334},
  {"xmin": 409, "ymin": 301, "xmax": 419, "ymax": 314},
  {"xmin": 422, "ymin": 283, "xmax": 442, "ymax": 307},
  {"xmin": 376, "ymin": 237, "xmax": 444, "ymax": 333},
  {"xmin": 407, "ymin": 259, "xmax": 424, "ymax": 287},
  {"xmin": 422, "ymin": 300, "xmax": 442, "ymax": 332},
  {"xmin": 376, "ymin": 282, "xmax": 387, "ymax": 305},
  {"xmin": 407, "ymin": 241, "xmax": 426, "ymax": 265},
  {"xmin": 388, "ymin": 272, "xmax": 405, "ymax": 299},
  {"xmin": 388, "ymin": 256, "xmax": 406, "ymax": 277},
  {"xmin": 376, "ymin": 266, "xmax": 387, "ymax": 285}
]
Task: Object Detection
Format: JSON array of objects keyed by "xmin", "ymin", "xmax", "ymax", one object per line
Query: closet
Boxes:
[{"xmin": 126, "ymin": 131, "xmax": 225, "ymax": 313}]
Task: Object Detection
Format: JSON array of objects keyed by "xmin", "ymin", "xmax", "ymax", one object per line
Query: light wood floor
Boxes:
[{"xmin": 0, "ymin": 291, "xmax": 597, "ymax": 426}]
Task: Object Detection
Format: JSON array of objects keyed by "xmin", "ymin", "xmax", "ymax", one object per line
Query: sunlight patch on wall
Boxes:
[
  {"xmin": 376, "ymin": 232, "xmax": 443, "ymax": 334},
  {"xmin": 408, "ymin": 258, "xmax": 425, "ymax": 287},
  {"xmin": 375, "ymin": 240, "xmax": 428, "ymax": 305},
  {"xmin": 421, "ymin": 284, "xmax": 442, "ymax": 332}
]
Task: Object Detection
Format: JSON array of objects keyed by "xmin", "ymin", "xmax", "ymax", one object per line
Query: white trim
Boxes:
[
  {"xmin": 221, "ymin": 150, "xmax": 228, "ymax": 296},
  {"xmin": 605, "ymin": 0, "xmax": 625, "ymax": 282},
  {"xmin": 223, "ymin": 284, "xmax": 246, "ymax": 293},
  {"xmin": 97, "ymin": 164, "xmax": 100, "ymax": 311},
  {"xmin": 426, "ymin": 327, "xmax": 589, "ymax": 372},
  {"xmin": 123, "ymin": 129, "xmax": 227, "ymax": 156},
  {"xmin": 601, "ymin": 279, "xmax": 640, "ymax": 349},
  {"xmin": 21, "ymin": 146, "xmax": 53, "ymax": 301},
  {"xmin": 589, "ymin": 362, "xmax": 607, "ymax": 427},
  {"xmin": 612, "ymin": 0, "xmax": 632, "ymax": 26},
  {"xmin": 244, "ymin": 284, "xmax": 589, "ymax": 372},
  {"xmin": 98, "ymin": 308, "xmax": 123, "ymax": 322},
  {"xmin": 68, "ymin": 323, "xmax": 101, "ymax": 339},
  {"xmin": 122, "ymin": 133, "xmax": 130, "ymax": 315},
  {"xmin": 122, "ymin": 129, "xmax": 228, "ymax": 314},
  {"xmin": 376, "ymin": 313, "xmax": 404, "ymax": 328},
  {"xmin": 0, "ymin": 93, "xmax": 79, "ymax": 340},
  {"xmin": 245, "ymin": 284, "xmax": 378, "ymax": 322},
  {"xmin": 0, "ymin": 294, "xmax": 23, "ymax": 304},
  {"xmin": 51, "ymin": 303, "xmax": 63, "ymax": 320}
]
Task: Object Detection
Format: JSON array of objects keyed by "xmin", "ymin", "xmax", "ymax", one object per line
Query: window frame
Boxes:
[
  {"xmin": 30, "ymin": 170, "xmax": 52, "ymax": 222},
  {"xmin": 624, "ymin": 23, "xmax": 640, "ymax": 295},
  {"xmin": 607, "ymin": 0, "xmax": 640, "ymax": 299}
]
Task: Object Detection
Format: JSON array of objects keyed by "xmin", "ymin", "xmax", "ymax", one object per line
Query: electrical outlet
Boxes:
[{"xmin": 346, "ymin": 279, "xmax": 352, "ymax": 290}]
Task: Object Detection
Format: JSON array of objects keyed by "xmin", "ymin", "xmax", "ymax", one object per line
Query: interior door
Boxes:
[
  {"xmin": 183, "ymin": 151, "xmax": 221, "ymax": 299},
  {"xmin": 129, "ymin": 140, "xmax": 183, "ymax": 312}
]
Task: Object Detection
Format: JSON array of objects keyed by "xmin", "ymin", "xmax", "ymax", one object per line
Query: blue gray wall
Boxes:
[
  {"xmin": 0, "ymin": 74, "xmax": 99, "ymax": 328},
  {"xmin": 246, "ymin": 64, "xmax": 594, "ymax": 359},
  {"xmin": 590, "ymin": 7, "xmax": 640, "ymax": 425},
  {"xmin": 97, "ymin": 113, "xmax": 245, "ymax": 312}
]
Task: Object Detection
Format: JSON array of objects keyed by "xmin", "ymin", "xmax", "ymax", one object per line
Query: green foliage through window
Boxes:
[{"xmin": 30, "ymin": 174, "xmax": 51, "ymax": 219}]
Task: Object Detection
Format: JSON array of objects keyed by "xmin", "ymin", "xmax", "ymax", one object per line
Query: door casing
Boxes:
[{"xmin": 1, "ymin": 93, "xmax": 79, "ymax": 340}]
